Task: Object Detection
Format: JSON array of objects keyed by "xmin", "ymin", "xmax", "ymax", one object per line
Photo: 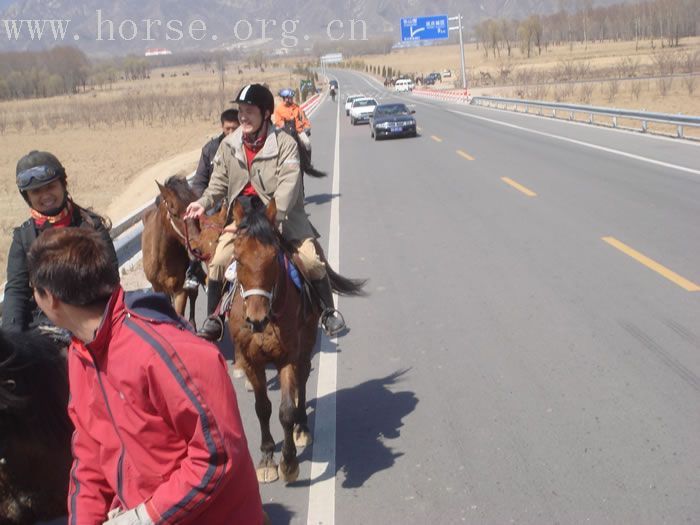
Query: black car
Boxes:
[{"xmin": 369, "ymin": 103, "xmax": 417, "ymax": 140}]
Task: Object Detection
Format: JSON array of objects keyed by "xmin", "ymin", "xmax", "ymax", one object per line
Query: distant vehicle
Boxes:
[
  {"xmin": 329, "ymin": 79, "xmax": 339, "ymax": 89},
  {"xmin": 344, "ymin": 94, "xmax": 365, "ymax": 115},
  {"xmin": 423, "ymin": 76, "xmax": 436, "ymax": 86},
  {"xmin": 394, "ymin": 79, "xmax": 414, "ymax": 92},
  {"xmin": 349, "ymin": 97, "xmax": 378, "ymax": 125},
  {"xmin": 441, "ymin": 69, "xmax": 452, "ymax": 78},
  {"xmin": 427, "ymin": 72, "xmax": 442, "ymax": 82},
  {"xmin": 369, "ymin": 103, "xmax": 417, "ymax": 140}
]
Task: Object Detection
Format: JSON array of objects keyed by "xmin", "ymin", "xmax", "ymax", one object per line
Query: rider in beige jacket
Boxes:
[{"xmin": 185, "ymin": 83, "xmax": 345, "ymax": 340}]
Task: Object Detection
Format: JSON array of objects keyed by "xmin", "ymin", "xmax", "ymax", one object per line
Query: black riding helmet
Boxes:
[
  {"xmin": 232, "ymin": 84, "xmax": 275, "ymax": 118},
  {"xmin": 16, "ymin": 151, "xmax": 67, "ymax": 203}
]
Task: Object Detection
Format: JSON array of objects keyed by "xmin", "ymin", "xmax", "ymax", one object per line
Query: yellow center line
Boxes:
[
  {"xmin": 431, "ymin": 135, "xmax": 443, "ymax": 142},
  {"xmin": 456, "ymin": 149, "xmax": 475, "ymax": 161},
  {"xmin": 501, "ymin": 177, "xmax": 537, "ymax": 197},
  {"xmin": 602, "ymin": 236, "xmax": 700, "ymax": 292}
]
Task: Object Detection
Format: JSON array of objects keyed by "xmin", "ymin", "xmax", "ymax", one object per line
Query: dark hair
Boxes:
[
  {"xmin": 28, "ymin": 228, "xmax": 119, "ymax": 307},
  {"xmin": 221, "ymin": 108, "xmax": 239, "ymax": 124}
]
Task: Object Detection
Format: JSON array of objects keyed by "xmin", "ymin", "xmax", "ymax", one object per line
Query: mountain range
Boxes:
[{"xmin": 1, "ymin": 0, "xmax": 631, "ymax": 55}]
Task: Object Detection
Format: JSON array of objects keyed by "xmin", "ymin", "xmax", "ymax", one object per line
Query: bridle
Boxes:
[
  {"xmin": 163, "ymin": 201, "xmax": 220, "ymax": 262},
  {"xmin": 238, "ymin": 251, "xmax": 291, "ymax": 331}
]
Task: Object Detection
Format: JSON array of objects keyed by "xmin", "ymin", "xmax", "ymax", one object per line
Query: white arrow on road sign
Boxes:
[{"xmin": 410, "ymin": 26, "xmax": 425, "ymax": 38}]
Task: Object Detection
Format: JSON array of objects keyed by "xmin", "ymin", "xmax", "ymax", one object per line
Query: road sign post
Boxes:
[
  {"xmin": 401, "ymin": 14, "xmax": 468, "ymax": 92},
  {"xmin": 449, "ymin": 14, "xmax": 468, "ymax": 91}
]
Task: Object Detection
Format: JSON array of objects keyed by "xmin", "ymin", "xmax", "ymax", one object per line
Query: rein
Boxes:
[{"xmin": 162, "ymin": 202, "xmax": 216, "ymax": 262}]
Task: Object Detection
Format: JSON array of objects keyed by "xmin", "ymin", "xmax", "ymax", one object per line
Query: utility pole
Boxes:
[{"xmin": 449, "ymin": 14, "xmax": 468, "ymax": 91}]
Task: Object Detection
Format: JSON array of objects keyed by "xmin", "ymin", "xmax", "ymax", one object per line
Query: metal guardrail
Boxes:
[
  {"xmin": 470, "ymin": 96, "xmax": 700, "ymax": 139},
  {"xmin": 0, "ymin": 93, "xmax": 324, "ymax": 318}
]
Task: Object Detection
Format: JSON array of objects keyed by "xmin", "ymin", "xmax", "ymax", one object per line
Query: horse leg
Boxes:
[
  {"xmin": 294, "ymin": 358, "xmax": 313, "ymax": 447},
  {"xmin": 232, "ymin": 345, "xmax": 246, "ymax": 378},
  {"xmin": 277, "ymin": 364, "xmax": 300, "ymax": 483},
  {"xmin": 172, "ymin": 290, "xmax": 187, "ymax": 317},
  {"xmin": 187, "ymin": 288, "xmax": 198, "ymax": 331},
  {"xmin": 248, "ymin": 365, "xmax": 277, "ymax": 483}
]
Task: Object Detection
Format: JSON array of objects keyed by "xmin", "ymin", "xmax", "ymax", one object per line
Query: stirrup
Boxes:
[
  {"xmin": 197, "ymin": 316, "xmax": 224, "ymax": 342},
  {"xmin": 321, "ymin": 308, "xmax": 346, "ymax": 337}
]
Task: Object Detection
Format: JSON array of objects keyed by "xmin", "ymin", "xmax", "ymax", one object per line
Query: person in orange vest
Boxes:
[{"xmin": 273, "ymin": 88, "xmax": 311, "ymax": 156}]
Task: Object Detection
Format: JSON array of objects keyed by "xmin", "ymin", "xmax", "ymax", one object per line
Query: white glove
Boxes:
[{"xmin": 103, "ymin": 503, "xmax": 154, "ymax": 525}]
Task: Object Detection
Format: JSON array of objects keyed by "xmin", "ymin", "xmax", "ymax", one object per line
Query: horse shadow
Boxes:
[
  {"xmin": 292, "ymin": 368, "xmax": 417, "ymax": 489},
  {"xmin": 305, "ymin": 193, "xmax": 341, "ymax": 206},
  {"xmin": 263, "ymin": 503, "xmax": 295, "ymax": 524}
]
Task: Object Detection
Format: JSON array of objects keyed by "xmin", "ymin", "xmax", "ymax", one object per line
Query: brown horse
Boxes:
[
  {"xmin": 142, "ymin": 176, "xmax": 201, "ymax": 328},
  {"xmin": 191, "ymin": 197, "xmax": 365, "ymax": 483},
  {"xmin": 0, "ymin": 330, "xmax": 72, "ymax": 524}
]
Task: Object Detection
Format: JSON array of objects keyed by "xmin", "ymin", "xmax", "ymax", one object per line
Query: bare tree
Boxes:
[
  {"xmin": 579, "ymin": 83, "xmax": 594, "ymax": 104},
  {"xmin": 605, "ymin": 79, "xmax": 620, "ymax": 102},
  {"xmin": 630, "ymin": 80, "xmax": 642, "ymax": 100}
]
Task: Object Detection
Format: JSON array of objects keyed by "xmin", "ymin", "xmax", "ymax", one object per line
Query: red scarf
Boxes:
[
  {"xmin": 30, "ymin": 199, "xmax": 74, "ymax": 229},
  {"xmin": 241, "ymin": 122, "xmax": 269, "ymax": 197}
]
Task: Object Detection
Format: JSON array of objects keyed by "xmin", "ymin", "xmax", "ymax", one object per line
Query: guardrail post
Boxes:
[
  {"xmin": 677, "ymin": 125, "xmax": 684, "ymax": 139},
  {"xmin": 552, "ymin": 109, "xmax": 556, "ymax": 118},
  {"xmin": 641, "ymin": 120, "xmax": 648, "ymax": 133},
  {"xmin": 589, "ymin": 113, "xmax": 594, "ymax": 124},
  {"xmin": 613, "ymin": 116, "xmax": 618, "ymax": 128},
  {"xmin": 569, "ymin": 111, "xmax": 574, "ymax": 121}
]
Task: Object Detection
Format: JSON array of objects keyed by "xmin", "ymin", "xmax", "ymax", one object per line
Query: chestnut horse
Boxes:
[
  {"xmin": 142, "ymin": 176, "xmax": 201, "ymax": 328},
  {"xmin": 191, "ymin": 197, "xmax": 365, "ymax": 483},
  {"xmin": 0, "ymin": 329, "xmax": 72, "ymax": 524}
]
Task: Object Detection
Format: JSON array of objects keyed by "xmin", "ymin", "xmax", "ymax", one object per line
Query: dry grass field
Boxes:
[
  {"xmin": 0, "ymin": 62, "xmax": 313, "ymax": 284},
  {"xmin": 361, "ymin": 37, "xmax": 700, "ymax": 116}
]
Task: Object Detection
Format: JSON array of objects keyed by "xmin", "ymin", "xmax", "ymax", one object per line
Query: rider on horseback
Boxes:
[
  {"xmin": 3, "ymin": 151, "xmax": 117, "ymax": 336},
  {"xmin": 273, "ymin": 88, "xmax": 312, "ymax": 157},
  {"xmin": 184, "ymin": 84, "xmax": 346, "ymax": 341}
]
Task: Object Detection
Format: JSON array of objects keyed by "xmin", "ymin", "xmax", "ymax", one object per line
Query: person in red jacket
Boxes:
[{"xmin": 27, "ymin": 227, "xmax": 266, "ymax": 525}]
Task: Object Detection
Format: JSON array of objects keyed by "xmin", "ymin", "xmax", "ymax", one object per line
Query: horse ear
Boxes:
[
  {"xmin": 233, "ymin": 199, "xmax": 245, "ymax": 224},
  {"xmin": 266, "ymin": 198, "xmax": 277, "ymax": 225}
]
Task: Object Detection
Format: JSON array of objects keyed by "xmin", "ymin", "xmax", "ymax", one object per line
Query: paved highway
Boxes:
[{"xmin": 203, "ymin": 69, "xmax": 700, "ymax": 524}]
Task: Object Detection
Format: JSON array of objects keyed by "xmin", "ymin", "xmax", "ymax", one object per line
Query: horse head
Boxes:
[
  {"xmin": 187, "ymin": 202, "xmax": 228, "ymax": 262},
  {"xmin": 156, "ymin": 176, "xmax": 201, "ymax": 243},
  {"xmin": 232, "ymin": 197, "xmax": 281, "ymax": 333},
  {"xmin": 0, "ymin": 330, "xmax": 72, "ymax": 523}
]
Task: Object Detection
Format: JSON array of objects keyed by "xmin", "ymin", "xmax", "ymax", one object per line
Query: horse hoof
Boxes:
[
  {"xmin": 257, "ymin": 466, "xmax": 279, "ymax": 484},
  {"xmin": 279, "ymin": 458, "xmax": 299, "ymax": 483},
  {"xmin": 232, "ymin": 367, "xmax": 245, "ymax": 379},
  {"xmin": 245, "ymin": 379, "xmax": 253, "ymax": 391},
  {"xmin": 294, "ymin": 425, "xmax": 313, "ymax": 447}
]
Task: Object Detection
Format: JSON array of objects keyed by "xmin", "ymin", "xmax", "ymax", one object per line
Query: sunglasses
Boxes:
[{"xmin": 16, "ymin": 165, "xmax": 60, "ymax": 191}]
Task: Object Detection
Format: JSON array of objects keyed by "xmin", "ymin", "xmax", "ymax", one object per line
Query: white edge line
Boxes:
[
  {"xmin": 307, "ymin": 76, "xmax": 339, "ymax": 525},
  {"xmin": 449, "ymin": 109, "xmax": 700, "ymax": 176}
]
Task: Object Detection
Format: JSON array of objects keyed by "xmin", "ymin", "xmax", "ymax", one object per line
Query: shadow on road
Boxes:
[
  {"xmin": 293, "ymin": 369, "xmax": 417, "ymax": 489},
  {"xmin": 263, "ymin": 502, "xmax": 295, "ymax": 524},
  {"xmin": 305, "ymin": 193, "xmax": 341, "ymax": 206}
]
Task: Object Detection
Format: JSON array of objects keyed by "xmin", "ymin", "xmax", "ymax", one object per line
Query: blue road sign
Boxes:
[{"xmin": 400, "ymin": 15, "xmax": 449, "ymax": 42}]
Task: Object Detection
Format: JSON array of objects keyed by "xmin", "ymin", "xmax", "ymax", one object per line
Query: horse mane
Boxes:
[
  {"xmin": 164, "ymin": 175, "xmax": 197, "ymax": 204},
  {"xmin": 0, "ymin": 330, "xmax": 71, "ymax": 443},
  {"xmin": 237, "ymin": 197, "xmax": 279, "ymax": 247}
]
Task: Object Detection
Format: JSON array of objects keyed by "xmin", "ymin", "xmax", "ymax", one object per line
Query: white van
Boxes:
[{"xmin": 394, "ymin": 79, "xmax": 414, "ymax": 92}]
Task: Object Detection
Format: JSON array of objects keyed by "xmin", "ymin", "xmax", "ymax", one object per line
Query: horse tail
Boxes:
[{"xmin": 325, "ymin": 263, "xmax": 367, "ymax": 297}]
